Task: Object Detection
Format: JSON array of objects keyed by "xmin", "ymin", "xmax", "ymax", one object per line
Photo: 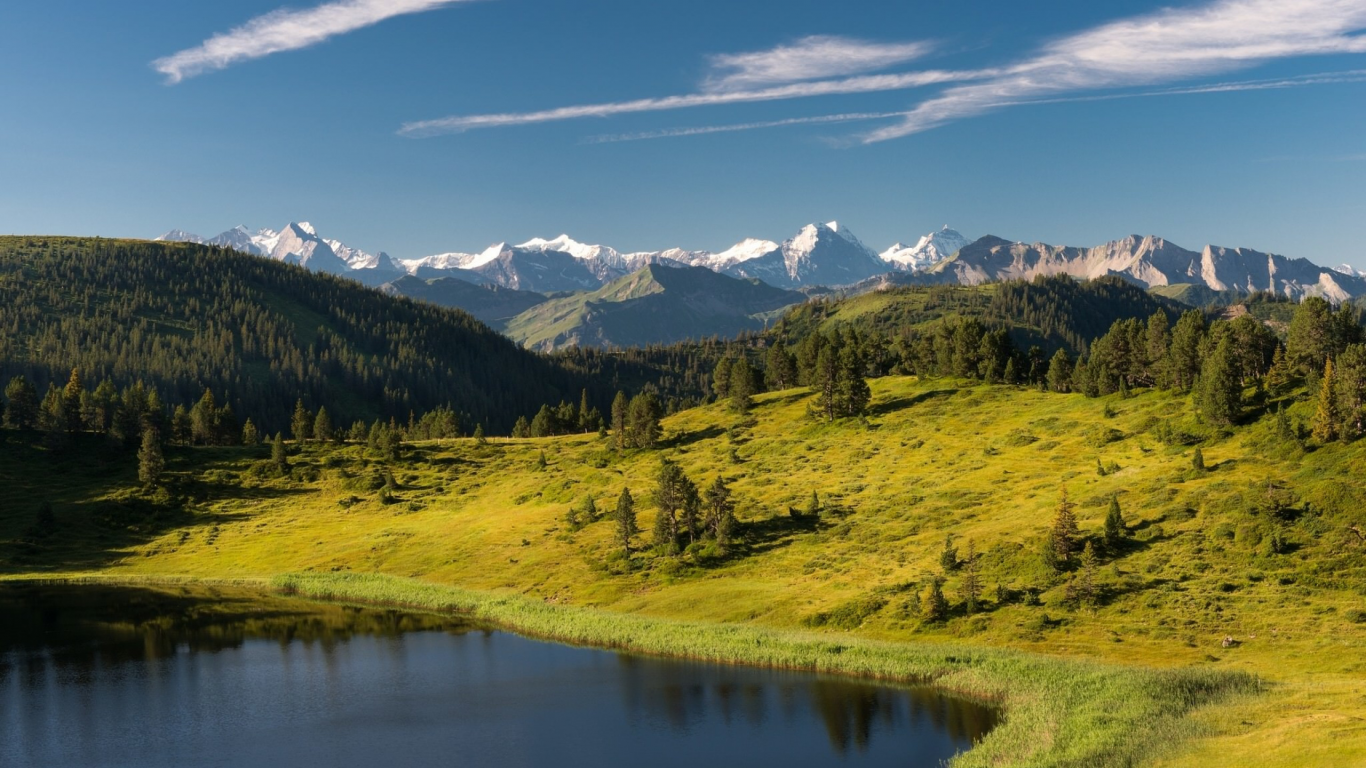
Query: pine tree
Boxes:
[
  {"xmin": 511, "ymin": 415, "xmax": 530, "ymax": 439},
  {"xmin": 1335, "ymin": 344, "xmax": 1366, "ymax": 440},
  {"xmin": 1003, "ymin": 357, "xmax": 1018, "ymax": 385},
  {"xmin": 1168, "ymin": 310, "xmax": 1207, "ymax": 391},
  {"xmin": 1078, "ymin": 542, "xmax": 1099, "ymax": 608},
  {"xmin": 291, "ymin": 399, "xmax": 313, "ymax": 442},
  {"xmin": 349, "ymin": 420, "xmax": 368, "ymax": 442},
  {"xmin": 1145, "ymin": 311, "xmax": 1171, "ymax": 386},
  {"xmin": 765, "ymin": 343, "xmax": 797, "ymax": 391},
  {"xmin": 313, "ymin": 407, "xmax": 334, "ymax": 443},
  {"xmin": 626, "ymin": 392, "xmax": 662, "ymax": 449},
  {"xmin": 1266, "ymin": 344, "xmax": 1292, "ymax": 395},
  {"xmin": 1312, "ymin": 358, "xmax": 1340, "ymax": 443},
  {"xmin": 137, "ymin": 426, "xmax": 165, "ymax": 487},
  {"xmin": 922, "ymin": 577, "xmax": 948, "ymax": 623},
  {"xmin": 473, "ymin": 423, "xmax": 487, "ymax": 445},
  {"xmin": 611, "ymin": 391, "xmax": 629, "ymax": 451},
  {"xmin": 1196, "ymin": 337, "xmax": 1242, "ymax": 427},
  {"xmin": 536, "ymin": 450, "xmax": 547, "ymax": 470},
  {"xmin": 3, "ymin": 375, "xmax": 39, "ymax": 430},
  {"xmin": 961, "ymin": 539, "xmax": 981, "ymax": 614},
  {"xmin": 1192, "ymin": 447, "xmax": 1206, "ymax": 472},
  {"xmin": 271, "ymin": 432, "xmax": 288, "ymax": 474},
  {"xmin": 1103, "ymin": 495, "xmax": 1127, "ymax": 552},
  {"xmin": 61, "ymin": 368, "xmax": 84, "ymax": 433},
  {"xmin": 614, "ymin": 487, "xmax": 639, "ymax": 557},
  {"xmin": 836, "ymin": 344, "xmax": 872, "ymax": 417},
  {"xmin": 703, "ymin": 476, "xmax": 737, "ymax": 546},
  {"xmin": 581, "ymin": 496, "xmax": 599, "ymax": 523},
  {"xmin": 812, "ymin": 344, "xmax": 840, "ymax": 422},
  {"xmin": 939, "ymin": 534, "xmax": 960, "ymax": 572},
  {"xmin": 190, "ymin": 389, "xmax": 220, "ymax": 445},
  {"xmin": 711, "ymin": 358, "xmax": 733, "ymax": 402},
  {"xmin": 1051, "ymin": 489, "xmax": 1080, "ymax": 565},
  {"xmin": 170, "ymin": 405, "xmax": 192, "ymax": 445},
  {"xmin": 653, "ymin": 458, "xmax": 694, "ymax": 553},
  {"xmin": 530, "ymin": 404, "xmax": 555, "ymax": 437},
  {"xmin": 804, "ymin": 490, "xmax": 821, "ymax": 518},
  {"xmin": 729, "ymin": 357, "xmax": 755, "ymax": 414},
  {"xmin": 241, "ymin": 418, "xmax": 259, "ymax": 446},
  {"xmin": 1047, "ymin": 350, "xmax": 1072, "ymax": 393},
  {"xmin": 578, "ymin": 389, "xmax": 592, "ymax": 433}
]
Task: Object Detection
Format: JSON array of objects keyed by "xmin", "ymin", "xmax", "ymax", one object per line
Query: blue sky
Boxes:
[{"xmin": 2, "ymin": 0, "xmax": 1365, "ymax": 265}]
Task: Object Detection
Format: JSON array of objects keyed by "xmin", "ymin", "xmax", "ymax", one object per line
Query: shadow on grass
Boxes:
[
  {"xmin": 868, "ymin": 388, "xmax": 958, "ymax": 417},
  {"xmin": 664, "ymin": 425, "xmax": 725, "ymax": 449},
  {"xmin": 725, "ymin": 513, "xmax": 826, "ymax": 560}
]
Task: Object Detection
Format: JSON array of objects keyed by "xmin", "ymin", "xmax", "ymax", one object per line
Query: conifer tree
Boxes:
[
  {"xmin": 1286, "ymin": 297, "xmax": 1335, "ymax": 376},
  {"xmin": 1334, "ymin": 344, "xmax": 1366, "ymax": 440},
  {"xmin": 1145, "ymin": 311, "xmax": 1172, "ymax": 386},
  {"xmin": 1051, "ymin": 489, "xmax": 1080, "ymax": 565},
  {"xmin": 653, "ymin": 458, "xmax": 694, "ymax": 553},
  {"xmin": 812, "ymin": 344, "xmax": 840, "ymax": 422},
  {"xmin": 170, "ymin": 405, "xmax": 192, "ymax": 445},
  {"xmin": 703, "ymin": 476, "xmax": 737, "ymax": 546},
  {"xmin": 1003, "ymin": 358, "xmax": 1018, "ymax": 386},
  {"xmin": 1046, "ymin": 350, "xmax": 1072, "ymax": 393},
  {"xmin": 804, "ymin": 490, "xmax": 821, "ymax": 518},
  {"xmin": 836, "ymin": 344, "xmax": 872, "ymax": 417},
  {"xmin": 1312, "ymin": 358, "xmax": 1340, "ymax": 443},
  {"xmin": 241, "ymin": 418, "xmax": 259, "ymax": 446},
  {"xmin": 1078, "ymin": 542, "xmax": 1099, "ymax": 608},
  {"xmin": 765, "ymin": 343, "xmax": 797, "ymax": 391},
  {"xmin": 530, "ymin": 404, "xmax": 555, "ymax": 437},
  {"xmin": 1192, "ymin": 447, "xmax": 1206, "ymax": 472},
  {"xmin": 581, "ymin": 496, "xmax": 598, "ymax": 523},
  {"xmin": 383, "ymin": 428, "xmax": 402, "ymax": 461},
  {"xmin": 578, "ymin": 389, "xmax": 592, "ymax": 433},
  {"xmin": 939, "ymin": 534, "xmax": 960, "ymax": 572},
  {"xmin": 61, "ymin": 368, "xmax": 84, "ymax": 433},
  {"xmin": 1168, "ymin": 310, "xmax": 1207, "ymax": 391},
  {"xmin": 473, "ymin": 423, "xmax": 487, "ymax": 445},
  {"xmin": 922, "ymin": 577, "xmax": 948, "ymax": 623},
  {"xmin": 1103, "ymin": 496, "xmax": 1127, "ymax": 552},
  {"xmin": 190, "ymin": 389, "xmax": 219, "ymax": 445},
  {"xmin": 614, "ymin": 487, "xmax": 639, "ymax": 557},
  {"xmin": 611, "ymin": 391, "xmax": 629, "ymax": 450},
  {"xmin": 1266, "ymin": 345, "xmax": 1292, "ymax": 395},
  {"xmin": 729, "ymin": 357, "xmax": 755, "ymax": 414},
  {"xmin": 626, "ymin": 392, "xmax": 662, "ymax": 449},
  {"xmin": 1196, "ymin": 337, "xmax": 1241, "ymax": 427},
  {"xmin": 3, "ymin": 375, "xmax": 39, "ymax": 430},
  {"xmin": 511, "ymin": 415, "xmax": 530, "ymax": 439},
  {"xmin": 711, "ymin": 358, "xmax": 733, "ymax": 402},
  {"xmin": 313, "ymin": 407, "xmax": 334, "ymax": 443},
  {"xmin": 271, "ymin": 432, "xmax": 288, "ymax": 474},
  {"xmin": 291, "ymin": 399, "xmax": 312, "ymax": 442},
  {"xmin": 348, "ymin": 420, "xmax": 367, "ymax": 442},
  {"xmin": 138, "ymin": 426, "xmax": 165, "ymax": 487},
  {"xmin": 536, "ymin": 450, "xmax": 547, "ymax": 470},
  {"xmin": 961, "ymin": 539, "xmax": 981, "ymax": 614}
]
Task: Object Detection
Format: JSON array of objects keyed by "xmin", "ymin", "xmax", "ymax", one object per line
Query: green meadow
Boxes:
[{"xmin": 5, "ymin": 375, "xmax": 1366, "ymax": 766}]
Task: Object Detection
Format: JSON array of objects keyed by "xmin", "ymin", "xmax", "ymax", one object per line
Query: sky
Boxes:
[{"xmin": 1, "ymin": 0, "xmax": 1365, "ymax": 265}]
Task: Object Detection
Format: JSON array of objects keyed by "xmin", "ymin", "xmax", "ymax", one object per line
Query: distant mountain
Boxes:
[
  {"xmin": 157, "ymin": 221, "xmax": 1365, "ymax": 304},
  {"xmin": 880, "ymin": 226, "xmax": 969, "ymax": 271},
  {"xmin": 380, "ymin": 275, "xmax": 548, "ymax": 327},
  {"xmin": 503, "ymin": 263, "xmax": 804, "ymax": 351},
  {"xmin": 923, "ymin": 234, "xmax": 1366, "ymax": 302}
]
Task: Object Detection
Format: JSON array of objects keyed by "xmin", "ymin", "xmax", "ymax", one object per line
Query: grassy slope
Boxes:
[{"xmin": 4, "ymin": 377, "xmax": 1366, "ymax": 765}]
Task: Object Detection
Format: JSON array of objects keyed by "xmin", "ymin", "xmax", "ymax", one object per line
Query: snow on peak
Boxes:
[
  {"xmin": 517, "ymin": 234, "xmax": 622, "ymax": 262},
  {"xmin": 294, "ymin": 221, "xmax": 317, "ymax": 236},
  {"xmin": 1334, "ymin": 264, "xmax": 1366, "ymax": 278},
  {"xmin": 155, "ymin": 229, "xmax": 204, "ymax": 243},
  {"xmin": 880, "ymin": 226, "xmax": 969, "ymax": 271},
  {"xmin": 712, "ymin": 237, "xmax": 780, "ymax": 264}
]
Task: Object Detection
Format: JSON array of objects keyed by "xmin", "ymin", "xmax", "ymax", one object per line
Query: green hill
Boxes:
[
  {"xmin": 783, "ymin": 275, "xmax": 1180, "ymax": 357},
  {"xmin": 0, "ymin": 236, "xmax": 629, "ymax": 433},
  {"xmin": 505, "ymin": 264, "xmax": 804, "ymax": 351}
]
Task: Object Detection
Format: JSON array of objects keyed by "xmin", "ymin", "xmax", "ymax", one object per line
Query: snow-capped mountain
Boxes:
[
  {"xmin": 154, "ymin": 219, "xmax": 1364, "ymax": 302},
  {"xmin": 1335, "ymin": 264, "xmax": 1366, "ymax": 279},
  {"xmin": 880, "ymin": 226, "xmax": 969, "ymax": 272}
]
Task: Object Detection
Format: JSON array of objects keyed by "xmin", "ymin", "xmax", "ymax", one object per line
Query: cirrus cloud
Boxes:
[{"xmin": 154, "ymin": 0, "xmax": 475, "ymax": 84}]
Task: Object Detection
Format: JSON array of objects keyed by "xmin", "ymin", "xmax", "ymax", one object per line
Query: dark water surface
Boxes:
[{"xmin": 0, "ymin": 584, "xmax": 996, "ymax": 768}]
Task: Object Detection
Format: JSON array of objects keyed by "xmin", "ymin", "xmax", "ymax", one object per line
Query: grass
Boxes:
[{"xmin": 4, "ymin": 375, "xmax": 1366, "ymax": 765}]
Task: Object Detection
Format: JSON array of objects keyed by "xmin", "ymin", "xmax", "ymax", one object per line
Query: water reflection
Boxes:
[{"xmin": 1, "ymin": 584, "xmax": 997, "ymax": 768}]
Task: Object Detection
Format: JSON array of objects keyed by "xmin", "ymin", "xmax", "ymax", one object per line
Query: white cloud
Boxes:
[
  {"xmin": 584, "ymin": 69, "xmax": 1366, "ymax": 144},
  {"xmin": 399, "ymin": 68, "xmax": 993, "ymax": 136},
  {"xmin": 862, "ymin": 0, "xmax": 1366, "ymax": 142},
  {"xmin": 154, "ymin": 0, "xmax": 472, "ymax": 84},
  {"xmin": 703, "ymin": 36, "xmax": 932, "ymax": 92}
]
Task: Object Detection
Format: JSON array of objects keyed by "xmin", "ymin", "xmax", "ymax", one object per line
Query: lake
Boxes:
[{"xmin": 0, "ymin": 583, "xmax": 996, "ymax": 767}]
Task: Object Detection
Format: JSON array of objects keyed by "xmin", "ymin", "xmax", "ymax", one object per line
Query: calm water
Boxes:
[{"xmin": 0, "ymin": 584, "xmax": 995, "ymax": 768}]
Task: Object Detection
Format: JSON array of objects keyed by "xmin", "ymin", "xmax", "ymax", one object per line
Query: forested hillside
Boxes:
[{"xmin": 0, "ymin": 237, "xmax": 626, "ymax": 433}]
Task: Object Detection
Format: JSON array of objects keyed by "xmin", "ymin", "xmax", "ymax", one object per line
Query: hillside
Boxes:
[
  {"xmin": 783, "ymin": 275, "xmax": 1180, "ymax": 356},
  {"xmin": 3, "ymin": 375, "xmax": 1365, "ymax": 766},
  {"xmin": 504, "ymin": 264, "xmax": 803, "ymax": 351},
  {"xmin": 379, "ymin": 275, "xmax": 548, "ymax": 327},
  {"xmin": 0, "ymin": 237, "xmax": 624, "ymax": 434}
]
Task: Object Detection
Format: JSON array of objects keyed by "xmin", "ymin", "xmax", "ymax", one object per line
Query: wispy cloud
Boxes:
[
  {"xmin": 703, "ymin": 36, "xmax": 932, "ymax": 92},
  {"xmin": 398, "ymin": 68, "xmax": 993, "ymax": 137},
  {"xmin": 862, "ymin": 0, "xmax": 1366, "ymax": 142},
  {"xmin": 154, "ymin": 0, "xmax": 472, "ymax": 84},
  {"xmin": 582, "ymin": 111, "xmax": 916, "ymax": 144},
  {"xmin": 586, "ymin": 69, "xmax": 1366, "ymax": 144}
]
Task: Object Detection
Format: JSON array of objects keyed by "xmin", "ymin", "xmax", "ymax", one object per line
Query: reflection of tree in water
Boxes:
[
  {"xmin": 0, "ymin": 583, "xmax": 473, "ymax": 685},
  {"xmin": 615, "ymin": 654, "xmax": 997, "ymax": 756}
]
